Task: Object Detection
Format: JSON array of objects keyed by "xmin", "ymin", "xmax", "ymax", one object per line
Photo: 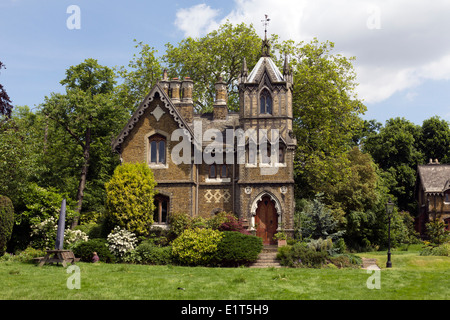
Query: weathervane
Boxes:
[
  {"xmin": 261, "ymin": 14, "xmax": 270, "ymax": 40},
  {"xmin": 261, "ymin": 15, "xmax": 271, "ymax": 57}
]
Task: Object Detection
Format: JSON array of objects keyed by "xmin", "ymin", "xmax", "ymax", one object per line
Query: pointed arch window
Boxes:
[
  {"xmin": 149, "ymin": 134, "xmax": 166, "ymax": 165},
  {"xmin": 260, "ymin": 89, "xmax": 272, "ymax": 114}
]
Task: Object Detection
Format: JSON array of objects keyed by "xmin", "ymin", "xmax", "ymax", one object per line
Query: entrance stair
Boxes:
[{"xmin": 250, "ymin": 245, "xmax": 282, "ymax": 268}]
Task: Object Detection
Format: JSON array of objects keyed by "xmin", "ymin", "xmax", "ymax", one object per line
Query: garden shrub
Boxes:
[
  {"xmin": 216, "ymin": 214, "xmax": 250, "ymax": 235},
  {"xmin": 105, "ymin": 163, "xmax": 157, "ymax": 236},
  {"xmin": 328, "ymin": 254, "xmax": 362, "ymax": 268},
  {"xmin": 171, "ymin": 227, "xmax": 223, "ymax": 266},
  {"xmin": 420, "ymin": 242, "xmax": 450, "ymax": 256},
  {"xmin": 64, "ymin": 228, "xmax": 89, "ymax": 249},
  {"xmin": 133, "ymin": 241, "xmax": 173, "ymax": 265},
  {"xmin": 277, "ymin": 242, "xmax": 329, "ymax": 268},
  {"xmin": 0, "ymin": 195, "xmax": 14, "ymax": 256},
  {"xmin": 29, "ymin": 217, "xmax": 57, "ymax": 250},
  {"xmin": 72, "ymin": 238, "xmax": 115, "ymax": 263},
  {"xmin": 107, "ymin": 226, "xmax": 138, "ymax": 260},
  {"xmin": 426, "ymin": 219, "xmax": 450, "ymax": 245},
  {"xmin": 168, "ymin": 212, "xmax": 192, "ymax": 237},
  {"xmin": 213, "ymin": 231, "xmax": 262, "ymax": 267}
]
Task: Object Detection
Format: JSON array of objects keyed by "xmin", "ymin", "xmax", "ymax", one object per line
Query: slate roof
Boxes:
[
  {"xmin": 417, "ymin": 164, "xmax": 450, "ymax": 193},
  {"xmin": 247, "ymin": 56, "xmax": 285, "ymax": 83}
]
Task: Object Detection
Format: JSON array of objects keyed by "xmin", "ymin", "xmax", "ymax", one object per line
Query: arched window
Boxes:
[
  {"xmin": 153, "ymin": 194, "xmax": 169, "ymax": 224},
  {"xmin": 149, "ymin": 134, "xmax": 166, "ymax": 164},
  {"xmin": 260, "ymin": 89, "xmax": 272, "ymax": 114}
]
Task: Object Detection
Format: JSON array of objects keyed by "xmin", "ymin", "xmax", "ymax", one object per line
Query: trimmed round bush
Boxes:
[
  {"xmin": 213, "ymin": 231, "xmax": 263, "ymax": 266},
  {"xmin": 0, "ymin": 195, "xmax": 14, "ymax": 255},
  {"xmin": 105, "ymin": 163, "xmax": 157, "ymax": 236},
  {"xmin": 171, "ymin": 228, "xmax": 223, "ymax": 266},
  {"xmin": 72, "ymin": 238, "xmax": 115, "ymax": 263}
]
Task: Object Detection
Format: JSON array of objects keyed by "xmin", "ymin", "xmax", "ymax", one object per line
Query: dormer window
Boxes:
[{"xmin": 260, "ymin": 89, "xmax": 272, "ymax": 114}]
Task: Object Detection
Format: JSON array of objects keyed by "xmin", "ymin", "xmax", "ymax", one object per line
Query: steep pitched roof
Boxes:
[
  {"xmin": 417, "ymin": 164, "xmax": 450, "ymax": 193},
  {"xmin": 112, "ymin": 83, "xmax": 195, "ymax": 153},
  {"xmin": 247, "ymin": 56, "xmax": 284, "ymax": 83}
]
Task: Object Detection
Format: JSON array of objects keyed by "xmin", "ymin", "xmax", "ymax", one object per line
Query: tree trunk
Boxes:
[{"xmin": 71, "ymin": 126, "xmax": 91, "ymax": 228}]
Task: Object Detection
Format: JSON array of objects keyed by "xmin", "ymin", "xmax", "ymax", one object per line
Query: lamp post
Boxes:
[{"xmin": 386, "ymin": 198, "xmax": 394, "ymax": 268}]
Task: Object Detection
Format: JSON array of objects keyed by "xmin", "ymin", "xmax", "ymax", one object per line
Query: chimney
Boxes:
[
  {"xmin": 158, "ymin": 69, "xmax": 170, "ymax": 95},
  {"xmin": 170, "ymin": 78, "xmax": 181, "ymax": 103},
  {"xmin": 181, "ymin": 77, "xmax": 193, "ymax": 104},
  {"xmin": 177, "ymin": 77, "xmax": 194, "ymax": 123},
  {"xmin": 213, "ymin": 76, "xmax": 228, "ymax": 120}
]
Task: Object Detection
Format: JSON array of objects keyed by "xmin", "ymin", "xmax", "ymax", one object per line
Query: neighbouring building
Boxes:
[
  {"xmin": 415, "ymin": 159, "xmax": 450, "ymax": 235},
  {"xmin": 112, "ymin": 37, "xmax": 296, "ymax": 244}
]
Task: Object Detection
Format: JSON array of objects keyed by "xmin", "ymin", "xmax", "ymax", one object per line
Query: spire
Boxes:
[{"xmin": 261, "ymin": 14, "xmax": 271, "ymax": 57}]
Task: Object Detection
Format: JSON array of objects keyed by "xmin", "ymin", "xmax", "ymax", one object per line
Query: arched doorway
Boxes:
[{"xmin": 255, "ymin": 195, "xmax": 278, "ymax": 245}]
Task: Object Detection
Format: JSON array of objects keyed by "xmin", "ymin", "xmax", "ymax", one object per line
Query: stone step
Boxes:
[
  {"xmin": 249, "ymin": 246, "xmax": 282, "ymax": 268},
  {"xmin": 361, "ymin": 258, "xmax": 379, "ymax": 269}
]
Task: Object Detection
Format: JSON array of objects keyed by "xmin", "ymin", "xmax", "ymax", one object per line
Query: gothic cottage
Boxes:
[{"xmin": 112, "ymin": 39, "xmax": 296, "ymax": 244}]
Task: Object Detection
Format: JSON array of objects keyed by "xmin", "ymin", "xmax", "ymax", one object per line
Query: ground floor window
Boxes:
[{"xmin": 153, "ymin": 195, "xmax": 169, "ymax": 224}]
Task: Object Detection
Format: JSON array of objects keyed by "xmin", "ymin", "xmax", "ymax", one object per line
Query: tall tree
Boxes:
[
  {"xmin": 363, "ymin": 117, "xmax": 423, "ymax": 212},
  {"xmin": 0, "ymin": 61, "xmax": 13, "ymax": 119},
  {"xmin": 275, "ymin": 38, "xmax": 366, "ymax": 199},
  {"xmin": 42, "ymin": 59, "xmax": 128, "ymax": 227},
  {"xmin": 163, "ymin": 21, "xmax": 262, "ymax": 112},
  {"xmin": 420, "ymin": 116, "xmax": 450, "ymax": 163},
  {"xmin": 116, "ymin": 40, "xmax": 163, "ymax": 113}
]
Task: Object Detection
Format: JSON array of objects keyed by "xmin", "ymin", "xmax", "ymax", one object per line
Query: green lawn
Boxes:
[{"xmin": 0, "ymin": 247, "xmax": 449, "ymax": 300}]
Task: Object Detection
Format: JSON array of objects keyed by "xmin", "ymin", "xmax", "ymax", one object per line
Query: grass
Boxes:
[{"xmin": 0, "ymin": 246, "xmax": 449, "ymax": 300}]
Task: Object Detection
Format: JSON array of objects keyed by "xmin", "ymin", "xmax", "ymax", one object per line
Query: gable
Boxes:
[
  {"xmin": 247, "ymin": 57, "xmax": 284, "ymax": 84},
  {"xmin": 112, "ymin": 84, "xmax": 195, "ymax": 153}
]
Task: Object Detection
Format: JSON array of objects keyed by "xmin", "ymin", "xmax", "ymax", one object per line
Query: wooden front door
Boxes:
[{"xmin": 255, "ymin": 195, "xmax": 278, "ymax": 245}]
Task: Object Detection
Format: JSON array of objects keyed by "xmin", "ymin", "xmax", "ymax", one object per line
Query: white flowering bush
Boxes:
[
  {"xmin": 30, "ymin": 217, "xmax": 57, "ymax": 249},
  {"xmin": 107, "ymin": 226, "xmax": 138, "ymax": 260},
  {"xmin": 64, "ymin": 228, "xmax": 89, "ymax": 248}
]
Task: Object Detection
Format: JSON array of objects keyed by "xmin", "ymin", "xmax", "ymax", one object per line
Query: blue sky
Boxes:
[{"xmin": 1, "ymin": 0, "xmax": 450, "ymax": 125}]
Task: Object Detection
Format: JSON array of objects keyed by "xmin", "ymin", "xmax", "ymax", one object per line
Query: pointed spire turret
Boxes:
[{"xmin": 261, "ymin": 14, "xmax": 271, "ymax": 57}]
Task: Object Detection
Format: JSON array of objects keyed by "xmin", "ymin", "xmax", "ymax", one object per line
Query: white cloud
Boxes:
[
  {"xmin": 175, "ymin": 0, "xmax": 450, "ymax": 104},
  {"xmin": 175, "ymin": 4, "xmax": 220, "ymax": 38}
]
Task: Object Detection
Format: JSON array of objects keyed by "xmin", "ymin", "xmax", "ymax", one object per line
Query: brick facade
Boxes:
[{"xmin": 113, "ymin": 48, "xmax": 297, "ymax": 244}]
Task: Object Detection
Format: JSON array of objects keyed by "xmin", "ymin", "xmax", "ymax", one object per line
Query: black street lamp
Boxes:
[{"xmin": 386, "ymin": 198, "xmax": 395, "ymax": 268}]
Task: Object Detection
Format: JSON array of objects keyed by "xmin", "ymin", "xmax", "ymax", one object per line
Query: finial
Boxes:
[{"xmin": 261, "ymin": 15, "xmax": 271, "ymax": 57}]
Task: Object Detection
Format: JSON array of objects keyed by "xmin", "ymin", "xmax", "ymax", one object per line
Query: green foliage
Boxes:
[
  {"xmin": 72, "ymin": 238, "xmax": 115, "ymax": 263},
  {"xmin": 0, "ymin": 195, "xmax": 14, "ymax": 255},
  {"xmin": 105, "ymin": 163, "xmax": 157, "ymax": 236},
  {"xmin": 163, "ymin": 21, "xmax": 261, "ymax": 112},
  {"xmin": 282, "ymin": 38, "xmax": 366, "ymax": 199},
  {"xmin": 171, "ymin": 228, "xmax": 223, "ymax": 266},
  {"xmin": 116, "ymin": 41, "xmax": 163, "ymax": 113},
  {"xmin": 426, "ymin": 219, "xmax": 450, "ymax": 245},
  {"xmin": 295, "ymin": 195, "xmax": 344, "ymax": 242},
  {"xmin": 41, "ymin": 58, "xmax": 129, "ymax": 225},
  {"xmin": 363, "ymin": 117, "xmax": 423, "ymax": 212},
  {"xmin": 213, "ymin": 231, "xmax": 262, "ymax": 267},
  {"xmin": 0, "ymin": 247, "xmax": 45, "ymax": 263},
  {"xmin": 277, "ymin": 242, "xmax": 329, "ymax": 268},
  {"xmin": 327, "ymin": 254, "xmax": 362, "ymax": 268},
  {"xmin": 420, "ymin": 116, "xmax": 450, "ymax": 163},
  {"xmin": 130, "ymin": 241, "xmax": 173, "ymax": 265},
  {"xmin": 22, "ymin": 183, "xmax": 75, "ymax": 226}
]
